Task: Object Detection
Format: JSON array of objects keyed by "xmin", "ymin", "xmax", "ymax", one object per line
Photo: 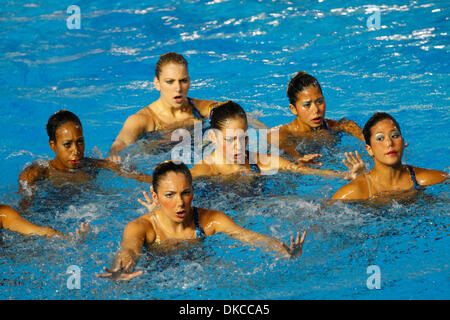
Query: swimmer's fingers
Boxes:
[
  {"xmin": 97, "ymin": 266, "xmax": 115, "ymax": 278},
  {"xmin": 297, "ymin": 154, "xmax": 323, "ymax": 166},
  {"xmin": 123, "ymin": 259, "xmax": 136, "ymax": 273},
  {"xmin": 97, "ymin": 266, "xmax": 142, "ymax": 281},
  {"xmin": 106, "ymin": 154, "xmax": 122, "ymax": 164},
  {"xmin": 143, "ymin": 190, "xmax": 152, "ymax": 203},
  {"xmin": 346, "ymin": 151, "xmax": 363, "ymax": 166},
  {"xmin": 113, "ymin": 270, "xmax": 144, "ymax": 281},
  {"xmin": 288, "ymin": 231, "xmax": 307, "ymax": 258},
  {"xmin": 79, "ymin": 222, "xmax": 91, "ymax": 234},
  {"xmin": 137, "ymin": 191, "xmax": 157, "ymax": 212},
  {"xmin": 74, "ymin": 222, "xmax": 91, "ymax": 241},
  {"xmin": 343, "ymin": 151, "xmax": 366, "ymax": 180},
  {"xmin": 299, "ymin": 230, "xmax": 307, "ymax": 245}
]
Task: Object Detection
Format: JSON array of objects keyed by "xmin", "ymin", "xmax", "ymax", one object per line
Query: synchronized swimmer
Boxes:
[
  {"xmin": 267, "ymin": 71, "xmax": 364, "ymax": 164},
  {"xmin": 332, "ymin": 112, "xmax": 447, "ymax": 201},
  {"xmin": 98, "ymin": 161, "xmax": 307, "ymax": 280},
  {"xmin": 2, "ymin": 51, "xmax": 448, "ymax": 282},
  {"xmin": 18, "ymin": 110, "xmax": 153, "ymax": 211}
]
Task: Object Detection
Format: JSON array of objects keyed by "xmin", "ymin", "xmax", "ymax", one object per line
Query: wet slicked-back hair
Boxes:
[
  {"xmin": 210, "ymin": 101, "xmax": 247, "ymax": 131},
  {"xmin": 152, "ymin": 161, "xmax": 193, "ymax": 193},
  {"xmin": 155, "ymin": 52, "xmax": 188, "ymax": 79},
  {"xmin": 363, "ymin": 112, "xmax": 402, "ymax": 145},
  {"xmin": 46, "ymin": 109, "xmax": 82, "ymax": 142},
  {"xmin": 287, "ymin": 71, "xmax": 323, "ymax": 105}
]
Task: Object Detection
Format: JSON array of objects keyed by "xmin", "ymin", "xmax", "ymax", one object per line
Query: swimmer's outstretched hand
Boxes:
[
  {"xmin": 137, "ymin": 190, "xmax": 158, "ymax": 213},
  {"xmin": 106, "ymin": 154, "xmax": 122, "ymax": 163},
  {"xmin": 296, "ymin": 153, "xmax": 323, "ymax": 166},
  {"xmin": 74, "ymin": 222, "xmax": 91, "ymax": 242},
  {"xmin": 342, "ymin": 151, "xmax": 366, "ymax": 180},
  {"xmin": 281, "ymin": 231, "xmax": 307, "ymax": 258},
  {"xmin": 97, "ymin": 259, "xmax": 143, "ymax": 281}
]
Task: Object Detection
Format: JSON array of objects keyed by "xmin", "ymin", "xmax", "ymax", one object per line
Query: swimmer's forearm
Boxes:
[
  {"xmin": 118, "ymin": 172, "xmax": 153, "ymax": 184},
  {"xmin": 7, "ymin": 221, "xmax": 63, "ymax": 238},
  {"xmin": 339, "ymin": 120, "xmax": 364, "ymax": 141},
  {"xmin": 109, "ymin": 140, "xmax": 128, "ymax": 155},
  {"xmin": 113, "ymin": 249, "xmax": 141, "ymax": 272},
  {"xmin": 228, "ymin": 229, "xmax": 288, "ymax": 256},
  {"xmin": 287, "ymin": 165, "xmax": 341, "ymax": 178}
]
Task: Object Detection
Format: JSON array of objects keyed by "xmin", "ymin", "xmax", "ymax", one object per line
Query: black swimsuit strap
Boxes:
[
  {"xmin": 188, "ymin": 97, "xmax": 203, "ymax": 120},
  {"xmin": 193, "ymin": 207, "xmax": 205, "ymax": 237},
  {"xmin": 406, "ymin": 165, "xmax": 426, "ymax": 191}
]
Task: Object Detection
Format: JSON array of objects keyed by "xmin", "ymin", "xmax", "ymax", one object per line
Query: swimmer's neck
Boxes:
[
  {"xmin": 370, "ymin": 161, "xmax": 406, "ymax": 185},
  {"xmin": 152, "ymin": 98, "xmax": 192, "ymax": 119},
  {"xmin": 290, "ymin": 116, "xmax": 320, "ymax": 133},
  {"xmin": 154, "ymin": 207, "xmax": 195, "ymax": 235},
  {"xmin": 211, "ymin": 151, "xmax": 252, "ymax": 173}
]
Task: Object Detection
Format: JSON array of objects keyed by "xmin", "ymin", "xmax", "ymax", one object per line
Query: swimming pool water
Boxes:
[{"xmin": 0, "ymin": 0, "xmax": 449, "ymax": 300}]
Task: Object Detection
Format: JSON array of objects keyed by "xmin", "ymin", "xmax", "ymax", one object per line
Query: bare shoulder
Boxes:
[
  {"xmin": 0, "ymin": 205, "xmax": 21, "ymax": 227},
  {"xmin": 332, "ymin": 175, "xmax": 369, "ymax": 200},
  {"xmin": 124, "ymin": 214, "xmax": 156, "ymax": 242},
  {"xmin": 190, "ymin": 98, "xmax": 219, "ymax": 117},
  {"xmin": 0, "ymin": 204, "xmax": 18, "ymax": 216},
  {"xmin": 190, "ymin": 160, "xmax": 218, "ymax": 178},
  {"xmin": 326, "ymin": 118, "xmax": 341, "ymax": 130},
  {"xmin": 197, "ymin": 207, "xmax": 232, "ymax": 235},
  {"xmin": 125, "ymin": 108, "xmax": 156, "ymax": 132},
  {"xmin": 19, "ymin": 161, "xmax": 49, "ymax": 184},
  {"xmin": 412, "ymin": 166, "xmax": 448, "ymax": 186},
  {"xmin": 328, "ymin": 118, "xmax": 357, "ymax": 128}
]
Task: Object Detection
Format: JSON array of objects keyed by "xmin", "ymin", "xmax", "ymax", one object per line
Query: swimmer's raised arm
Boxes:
[
  {"xmin": 18, "ymin": 162, "xmax": 49, "ymax": 194},
  {"xmin": 191, "ymin": 98, "xmax": 220, "ymax": 118},
  {"xmin": 202, "ymin": 209, "xmax": 306, "ymax": 258},
  {"xmin": 259, "ymin": 151, "xmax": 365, "ymax": 180},
  {"xmin": 0, "ymin": 204, "xmax": 90, "ymax": 239},
  {"xmin": 88, "ymin": 158, "xmax": 153, "ymax": 184},
  {"xmin": 97, "ymin": 217, "xmax": 152, "ymax": 281},
  {"xmin": 267, "ymin": 128, "xmax": 323, "ymax": 165},
  {"xmin": 109, "ymin": 113, "xmax": 156, "ymax": 161},
  {"xmin": 18, "ymin": 163, "xmax": 50, "ymax": 212},
  {"xmin": 327, "ymin": 118, "xmax": 364, "ymax": 142}
]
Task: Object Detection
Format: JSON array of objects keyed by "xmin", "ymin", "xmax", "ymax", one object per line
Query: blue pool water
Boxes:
[{"xmin": 0, "ymin": 0, "xmax": 449, "ymax": 299}]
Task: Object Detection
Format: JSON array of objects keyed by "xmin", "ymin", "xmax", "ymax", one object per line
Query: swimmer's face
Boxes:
[
  {"xmin": 290, "ymin": 85, "xmax": 326, "ymax": 129},
  {"xmin": 213, "ymin": 118, "xmax": 248, "ymax": 164},
  {"xmin": 365, "ymin": 119, "xmax": 404, "ymax": 166},
  {"xmin": 154, "ymin": 63, "xmax": 190, "ymax": 108},
  {"xmin": 49, "ymin": 121, "xmax": 85, "ymax": 170},
  {"xmin": 152, "ymin": 172, "xmax": 194, "ymax": 222}
]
